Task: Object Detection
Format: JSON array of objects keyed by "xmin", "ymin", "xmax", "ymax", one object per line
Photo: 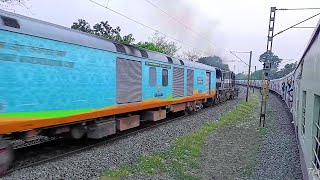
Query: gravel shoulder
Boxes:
[
  {"xmin": 1, "ymin": 87, "xmax": 246, "ymax": 180},
  {"xmin": 251, "ymin": 92, "xmax": 302, "ymax": 180},
  {"xmin": 198, "ymin": 91, "xmax": 302, "ymax": 180},
  {"xmin": 199, "ymin": 102, "xmax": 262, "ymax": 180},
  {"xmin": 106, "ymin": 90, "xmax": 258, "ymax": 180}
]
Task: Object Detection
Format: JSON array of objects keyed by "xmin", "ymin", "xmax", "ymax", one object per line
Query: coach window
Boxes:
[
  {"xmin": 162, "ymin": 69, "xmax": 168, "ymax": 86},
  {"xmin": 312, "ymin": 94, "xmax": 320, "ymax": 169},
  {"xmin": 149, "ymin": 67, "xmax": 156, "ymax": 86}
]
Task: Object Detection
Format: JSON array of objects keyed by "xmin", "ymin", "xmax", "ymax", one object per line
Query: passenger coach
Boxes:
[{"xmin": 237, "ymin": 19, "xmax": 320, "ymax": 180}]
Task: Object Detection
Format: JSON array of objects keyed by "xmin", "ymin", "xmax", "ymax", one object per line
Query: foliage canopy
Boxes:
[
  {"xmin": 197, "ymin": 56, "xmax": 230, "ymax": 70},
  {"xmin": 235, "ymin": 62, "xmax": 297, "ymax": 80},
  {"xmin": 71, "ymin": 19, "xmax": 135, "ymax": 45},
  {"xmin": 259, "ymin": 51, "xmax": 282, "ymax": 70},
  {"xmin": 71, "ymin": 20, "xmax": 179, "ymax": 56}
]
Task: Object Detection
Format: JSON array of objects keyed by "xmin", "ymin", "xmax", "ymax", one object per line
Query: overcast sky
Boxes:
[{"xmin": 2, "ymin": 0, "xmax": 319, "ymax": 73}]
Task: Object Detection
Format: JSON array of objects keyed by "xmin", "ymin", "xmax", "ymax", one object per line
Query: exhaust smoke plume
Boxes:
[{"xmin": 144, "ymin": 0, "xmax": 225, "ymax": 58}]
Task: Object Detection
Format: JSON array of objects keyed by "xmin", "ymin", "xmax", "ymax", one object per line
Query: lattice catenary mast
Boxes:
[{"xmin": 259, "ymin": 7, "xmax": 275, "ymax": 127}]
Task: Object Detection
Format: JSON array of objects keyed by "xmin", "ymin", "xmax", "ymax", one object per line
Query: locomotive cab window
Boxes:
[
  {"xmin": 162, "ymin": 69, "xmax": 168, "ymax": 86},
  {"xmin": 149, "ymin": 67, "xmax": 156, "ymax": 86}
]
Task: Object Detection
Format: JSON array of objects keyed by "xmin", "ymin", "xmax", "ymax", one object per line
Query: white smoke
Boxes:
[{"xmin": 144, "ymin": 0, "xmax": 224, "ymax": 58}]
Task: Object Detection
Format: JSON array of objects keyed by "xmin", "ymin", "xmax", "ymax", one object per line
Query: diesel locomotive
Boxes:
[{"xmin": 0, "ymin": 10, "xmax": 239, "ymax": 173}]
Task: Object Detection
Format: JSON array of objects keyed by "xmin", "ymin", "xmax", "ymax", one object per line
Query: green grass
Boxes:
[
  {"xmin": 101, "ymin": 94, "xmax": 260, "ymax": 180},
  {"xmin": 241, "ymin": 127, "xmax": 267, "ymax": 177},
  {"xmin": 0, "ymin": 108, "xmax": 94, "ymax": 118},
  {"xmin": 136, "ymin": 155, "xmax": 166, "ymax": 175}
]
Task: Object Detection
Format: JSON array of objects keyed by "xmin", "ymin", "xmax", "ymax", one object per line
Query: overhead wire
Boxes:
[
  {"xmin": 277, "ymin": 7, "xmax": 320, "ymax": 11},
  {"xmin": 228, "ymin": 51, "xmax": 249, "ymax": 66},
  {"xmin": 273, "ymin": 12, "xmax": 320, "ymax": 37},
  {"xmin": 145, "ymin": 0, "xmax": 254, "ymax": 66},
  {"xmin": 143, "ymin": 0, "xmax": 250, "ymax": 66},
  {"xmin": 88, "ymin": 0, "xmax": 213, "ymax": 57},
  {"xmin": 89, "ymin": 0, "xmax": 249, "ymax": 66}
]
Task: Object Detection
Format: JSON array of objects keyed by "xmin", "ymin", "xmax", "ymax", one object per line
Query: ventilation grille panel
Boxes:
[
  {"xmin": 140, "ymin": 50, "xmax": 148, "ymax": 58},
  {"xmin": 167, "ymin": 57, "xmax": 173, "ymax": 64},
  {"xmin": 206, "ymin": 72, "xmax": 210, "ymax": 95},
  {"xmin": 173, "ymin": 67, "xmax": 184, "ymax": 98},
  {"xmin": 187, "ymin": 69, "xmax": 194, "ymax": 96},
  {"xmin": 1, "ymin": 16, "xmax": 20, "ymax": 29},
  {"xmin": 116, "ymin": 58, "xmax": 142, "ymax": 104},
  {"xmin": 114, "ymin": 43, "xmax": 126, "ymax": 54}
]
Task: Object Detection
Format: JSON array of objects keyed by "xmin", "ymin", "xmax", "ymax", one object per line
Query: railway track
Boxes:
[
  {"xmin": 2, "ymin": 113, "xmax": 187, "ymax": 177},
  {"xmin": 1, "ymin": 86, "xmax": 246, "ymax": 177}
]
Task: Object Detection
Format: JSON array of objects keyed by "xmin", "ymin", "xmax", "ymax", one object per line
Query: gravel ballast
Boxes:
[
  {"xmin": 252, "ymin": 92, "xmax": 302, "ymax": 179},
  {"xmin": 197, "ymin": 91, "xmax": 302, "ymax": 180},
  {"xmin": 199, "ymin": 106, "xmax": 261, "ymax": 180},
  {"xmin": 2, "ymin": 87, "xmax": 246, "ymax": 180}
]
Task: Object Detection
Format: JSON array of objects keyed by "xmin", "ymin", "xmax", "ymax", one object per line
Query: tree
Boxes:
[
  {"xmin": 71, "ymin": 20, "xmax": 178, "ymax": 54},
  {"xmin": 239, "ymin": 62, "xmax": 297, "ymax": 80},
  {"xmin": 120, "ymin": 34, "xmax": 135, "ymax": 45},
  {"xmin": 270, "ymin": 62, "xmax": 297, "ymax": 79},
  {"xmin": 135, "ymin": 32, "xmax": 179, "ymax": 55},
  {"xmin": 135, "ymin": 41, "xmax": 165, "ymax": 54},
  {"xmin": 92, "ymin": 21, "xmax": 114, "ymax": 37},
  {"xmin": 280, "ymin": 63, "xmax": 296, "ymax": 76},
  {"xmin": 259, "ymin": 51, "xmax": 282, "ymax": 70},
  {"xmin": 250, "ymin": 69, "xmax": 263, "ymax": 80},
  {"xmin": 197, "ymin": 56, "xmax": 229, "ymax": 70},
  {"xmin": 236, "ymin": 69, "xmax": 264, "ymax": 80},
  {"xmin": 147, "ymin": 32, "xmax": 179, "ymax": 56},
  {"xmin": 71, "ymin": 19, "xmax": 135, "ymax": 44},
  {"xmin": 182, "ymin": 50, "xmax": 202, "ymax": 61},
  {"xmin": 235, "ymin": 72, "xmax": 247, "ymax": 80},
  {"xmin": 71, "ymin": 19, "xmax": 92, "ymax": 34},
  {"xmin": 91, "ymin": 21, "xmax": 135, "ymax": 44}
]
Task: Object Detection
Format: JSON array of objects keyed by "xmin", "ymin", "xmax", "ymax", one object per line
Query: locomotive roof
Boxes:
[{"xmin": 0, "ymin": 9, "xmax": 217, "ymax": 72}]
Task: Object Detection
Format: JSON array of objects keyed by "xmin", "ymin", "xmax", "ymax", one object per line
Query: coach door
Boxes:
[
  {"xmin": 206, "ymin": 72, "xmax": 210, "ymax": 95},
  {"xmin": 116, "ymin": 58, "xmax": 142, "ymax": 104}
]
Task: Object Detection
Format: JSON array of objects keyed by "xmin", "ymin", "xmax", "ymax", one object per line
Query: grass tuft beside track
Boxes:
[{"xmin": 101, "ymin": 94, "xmax": 260, "ymax": 180}]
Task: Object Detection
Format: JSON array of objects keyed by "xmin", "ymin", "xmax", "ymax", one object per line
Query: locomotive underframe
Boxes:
[{"xmin": 2, "ymin": 87, "xmax": 239, "ymax": 143}]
